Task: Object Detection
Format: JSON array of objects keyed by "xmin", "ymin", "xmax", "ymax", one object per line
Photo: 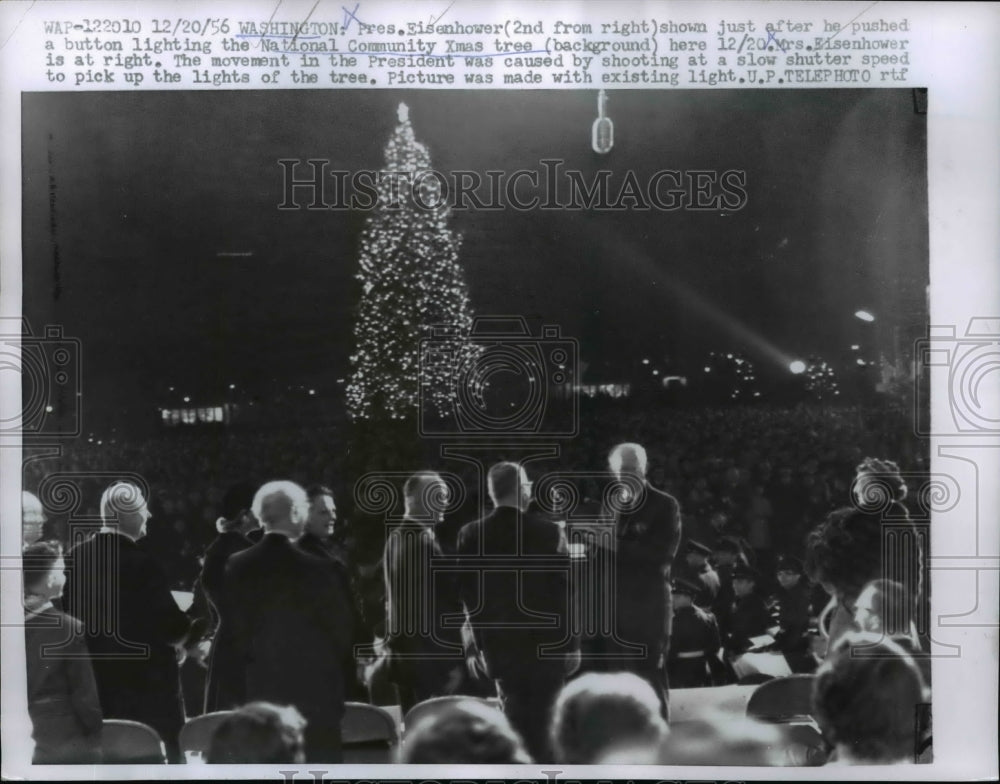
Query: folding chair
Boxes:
[
  {"xmin": 101, "ymin": 719, "xmax": 166, "ymax": 764},
  {"xmin": 745, "ymin": 674, "xmax": 816, "ymax": 723},
  {"xmin": 179, "ymin": 710, "xmax": 234, "ymax": 762},
  {"xmin": 745, "ymin": 675, "xmax": 830, "ymax": 766},
  {"xmin": 341, "ymin": 702, "xmax": 399, "ymax": 763}
]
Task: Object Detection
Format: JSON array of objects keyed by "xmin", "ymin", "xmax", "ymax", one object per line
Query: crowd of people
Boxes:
[
  {"xmin": 19, "ymin": 401, "xmax": 931, "ymax": 766},
  {"xmin": 23, "ymin": 402, "xmax": 925, "ymax": 586}
]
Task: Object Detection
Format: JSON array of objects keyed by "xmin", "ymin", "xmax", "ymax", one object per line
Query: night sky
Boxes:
[{"xmin": 21, "ymin": 89, "xmax": 927, "ymax": 425}]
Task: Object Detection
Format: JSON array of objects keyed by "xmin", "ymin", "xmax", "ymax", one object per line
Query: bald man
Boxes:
[
  {"xmin": 601, "ymin": 443, "xmax": 682, "ymax": 717},
  {"xmin": 221, "ymin": 481, "xmax": 355, "ymax": 763},
  {"xmin": 62, "ymin": 482, "xmax": 191, "ymax": 762}
]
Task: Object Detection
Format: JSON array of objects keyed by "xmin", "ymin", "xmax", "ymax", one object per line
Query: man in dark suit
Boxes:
[
  {"xmin": 601, "ymin": 442, "xmax": 682, "ymax": 718},
  {"xmin": 222, "ymin": 481, "xmax": 354, "ymax": 763},
  {"xmin": 24, "ymin": 540, "xmax": 103, "ymax": 764},
  {"xmin": 62, "ymin": 482, "xmax": 191, "ymax": 763},
  {"xmin": 383, "ymin": 472, "xmax": 465, "ymax": 712},
  {"xmin": 201, "ymin": 480, "xmax": 258, "ymax": 713},
  {"xmin": 297, "ymin": 484, "xmax": 370, "ymax": 702},
  {"xmin": 457, "ymin": 462, "xmax": 578, "ymax": 762}
]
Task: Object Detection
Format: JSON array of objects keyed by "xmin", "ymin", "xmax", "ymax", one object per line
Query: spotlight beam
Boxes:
[{"xmin": 578, "ymin": 226, "xmax": 799, "ymax": 369}]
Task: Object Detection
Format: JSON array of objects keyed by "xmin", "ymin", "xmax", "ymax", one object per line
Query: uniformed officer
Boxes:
[
  {"xmin": 710, "ymin": 536, "xmax": 748, "ymax": 638},
  {"xmin": 677, "ymin": 539, "xmax": 720, "ymax": 609},
  {"xmin": 665, "ymin": 577, "xmax": 728, "ymax": 688}
]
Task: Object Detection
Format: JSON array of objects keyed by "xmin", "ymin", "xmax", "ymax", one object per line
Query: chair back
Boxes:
[
  {"xmin": 403, "ymin": 695, "xmax": 501, "ymax": 733},
  {"xmin": 745, "ymin": 674, "xmax": 816, "ymax": 723},
  {"xmin": 775, "ymin": 721, "xmax": 831, "ymax": 766},
  {"xmin": 101, "ymin": 719, "xmax": 166, "ymax": 764},
  {"xmin": 341, "ymin": 702, "xmax": 398, "ymax": 763},
  {"xmin": 179, "ymin": 711, "xmax": 234, "ymax": 760}
]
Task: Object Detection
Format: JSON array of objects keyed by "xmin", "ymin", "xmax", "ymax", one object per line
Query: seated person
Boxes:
[
  {"xmin": 770, "ymin": 554, "xmax": 815, "ymax": 672},
  {"xmin": 399, "ymin": 699, "xmax": 531, "ymax": 763},
  {"xmin": 207, "ymin": 702, "xmax": 307, "ymax": 764},
  {"xmin": 724, "ymin": 563, "xmax": 774, "ymax": 658},
  {"xmin": 550, "ymin": 672, "xmax": 668, "ymax": 764},
  {"xmin": 710, "ymin": 536, "xmax": 751, "ymax": 636},
  {"xmin": 812, "ymin": 632, "xmax": 929, "ymax": 765},
  {"xmin": 23, "ymin": 540, "xmax": 103, "ymax": 764}
]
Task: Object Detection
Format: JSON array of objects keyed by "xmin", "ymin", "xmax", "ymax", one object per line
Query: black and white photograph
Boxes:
[
  {"xmin": 13, "ymin": 86, "xmax": 934, "ymax": 767},
  {"xmin": 1, "ymin": 2, "xmax": 998, "ymax": 780}
]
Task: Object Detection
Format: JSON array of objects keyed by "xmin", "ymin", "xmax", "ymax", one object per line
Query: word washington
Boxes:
[{"xmin": 277, "ymin": 159, "xmax": 749, "ymax": 212}]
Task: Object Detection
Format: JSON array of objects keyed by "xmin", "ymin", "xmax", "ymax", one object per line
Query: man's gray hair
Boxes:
[
  {"xmin": 487, "ymin": 462, "xmax": 525, "ymax": 506},
  {"xmin": 252, "ymin": 481, "xmax": 308, "ymax": 528},
  {"xmin": 608, "ymin": 443, "xmax": 648, "ymax": 476},
  {"xmin": 100, "ymin": 482, "xmax": 146, "ymax": 525}
]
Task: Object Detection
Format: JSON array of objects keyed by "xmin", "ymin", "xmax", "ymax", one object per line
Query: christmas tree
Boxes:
[{"xmin": 347, "ymin": 103, "xmax": 477, "ymax": 422}]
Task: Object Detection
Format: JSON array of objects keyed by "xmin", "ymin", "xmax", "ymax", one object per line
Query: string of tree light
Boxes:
[{"xmin": 347, "ymin": 103, "xmax": 478, "ymax": 421}]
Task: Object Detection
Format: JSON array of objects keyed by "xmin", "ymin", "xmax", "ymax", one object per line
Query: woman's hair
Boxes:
[
  {"xmin": 853, "ymin": 457, "xmax": 908, "ymax": 507},
  {"xmin": 22, "ymin": 540, "xmax": 62, "ymax": 594},
  {"xmin": 207, "ymin": 702, "xmax": 306, "ymax": 764},
  {"xmin": 804, "ymin": 506, "xmax": 884, "ymax": 603},
  {"xmin": 812, "ymin": 632, "xmax": 927, "ymax": 763},
  {"xmin": 400, "ymin": 699, "xmax": 532, "ymax": 764},
  {"xmin": 550, "ymin": 672, "xmax": 667, "ymax": 764}
]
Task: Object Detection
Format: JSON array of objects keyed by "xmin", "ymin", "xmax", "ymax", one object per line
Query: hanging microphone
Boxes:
[{"xmin": 592, "ymin": 89, "xmax": 614, "ymax": 154}]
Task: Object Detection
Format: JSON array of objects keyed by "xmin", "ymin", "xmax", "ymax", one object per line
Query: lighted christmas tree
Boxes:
[{"xmin": 347, "ymin": 103, "xmax": 477, "ymax": 422}]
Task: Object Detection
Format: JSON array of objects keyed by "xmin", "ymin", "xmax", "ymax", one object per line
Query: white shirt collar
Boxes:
[{"xmin": 99, "ymin": 526, "xmax": 138, "ymax": 542}]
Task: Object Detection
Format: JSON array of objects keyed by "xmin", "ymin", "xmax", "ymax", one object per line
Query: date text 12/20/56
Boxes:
[{"xmin": 43, "ymin": 18, "xmax": 231, "ymax": 36}]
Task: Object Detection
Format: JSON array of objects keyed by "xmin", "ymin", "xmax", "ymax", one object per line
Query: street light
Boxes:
[{"xmin": 854, "ymin": 310, "xmax": 875, "ymax": 322}]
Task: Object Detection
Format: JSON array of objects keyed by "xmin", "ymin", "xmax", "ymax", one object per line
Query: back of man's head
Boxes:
[
  {"xmin": 100, "ymin": 482, "xmax": 148, "ymax": 539},
  {"xmin": 400, "ymin": 700, "xmax": 532, "ymax": 764},
  {"xmin": 252, "ymin": 481, "xmax": 309, "ymax": 536},
  {"xmin": 550, "ymin": 672, "xmax": 667, "ymax": 764},
  {"xmin": 487, "ymin": 462, "xmax": 527, "ymax": 509},
  {"xmin": 608, "ymin": 443, "xmax": 648, "ymax": 478},
  {"xmin": 812, "ymin": 632, "xmax": 927, "ymax": 763},
  {"xmin": 403, "ymin": 471, "xmax": 447, "ymax": 521},
  {"xmin": 207, "ymin": 702, "xmax": 306, "ymax": 764}
]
